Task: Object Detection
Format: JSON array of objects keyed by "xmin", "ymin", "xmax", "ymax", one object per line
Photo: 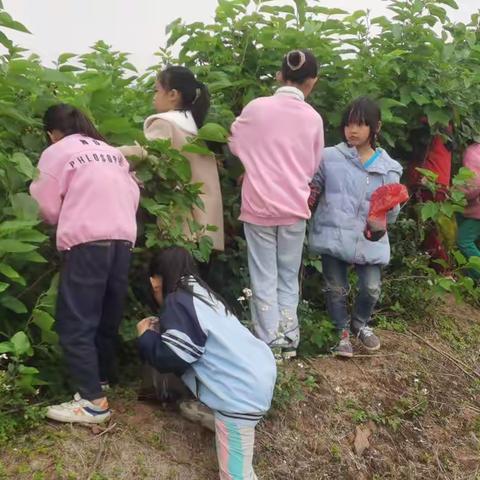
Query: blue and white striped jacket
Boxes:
[{"xmin": 138, "ymin": 279, "xmax": 277, "ymax": 418}]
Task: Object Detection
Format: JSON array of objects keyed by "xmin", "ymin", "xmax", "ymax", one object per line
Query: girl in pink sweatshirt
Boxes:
[
  {"xmin": 30, "ymin": 104, "xmax": 140, "ymax": 424},
  {"xmin": 229, "ymin": 50, "xmax": 324, "ymax": 360},
  {"xmin": 457, "ymin": 141, "xmax": 480, "ymax": 279}
]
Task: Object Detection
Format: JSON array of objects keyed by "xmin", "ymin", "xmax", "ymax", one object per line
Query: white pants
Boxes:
[{"xmin": 244, "ymin": 221, "xmax": 306, "ymax": 348}]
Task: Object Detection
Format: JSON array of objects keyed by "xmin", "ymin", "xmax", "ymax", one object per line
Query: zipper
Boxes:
[{"xmin": 353, "ymin": 168, "xmax": 371, "ymax": 263}]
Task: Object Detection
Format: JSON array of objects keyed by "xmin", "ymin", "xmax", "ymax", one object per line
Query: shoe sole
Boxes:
[
  {"xmin": 361, "ymin": 344, "xmax": 381, "ymax": 352},
  {"xmin": 334, "ymin": 351, "xmax": 354, "ymax": 358},
  {"xmin": 46, "ymin": 411, "xmax": 111, "ymax": 424}
]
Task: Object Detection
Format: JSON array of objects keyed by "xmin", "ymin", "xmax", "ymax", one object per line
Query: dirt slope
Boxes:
[{"xmin": 1, "ymin": 298, "xmax": 479, "ymax": 480}]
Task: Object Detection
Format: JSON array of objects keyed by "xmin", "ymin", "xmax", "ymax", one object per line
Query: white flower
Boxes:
[
  {"xmin": 237, "ymin": 296, "xmax": 245, "ymax": 302},
  {"xmin": 0, "ymin": 354, "xmax": 8, "ymax": 360},
  {"xmin": 242, "ymin": 288, "xmax": 253, "ymax": 299}
]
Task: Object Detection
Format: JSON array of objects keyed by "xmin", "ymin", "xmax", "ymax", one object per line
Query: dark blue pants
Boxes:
[
  {"xmin": 56, "ymin": 240, "xmax": 132, "ymax": 400},
  {"xmin": 321, "ymin": 254, "xmax": 382, "ymax": 333}
]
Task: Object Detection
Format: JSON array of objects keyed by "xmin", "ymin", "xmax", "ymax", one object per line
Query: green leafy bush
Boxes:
[{"xmin": 0, "ymin": 0, "xmax": 479, "ymax": 441}]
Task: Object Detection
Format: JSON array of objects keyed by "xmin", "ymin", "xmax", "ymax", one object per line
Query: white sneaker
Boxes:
[{"xmin": 46, "ymin": 393, "xmax": 111, "ymax": 424}]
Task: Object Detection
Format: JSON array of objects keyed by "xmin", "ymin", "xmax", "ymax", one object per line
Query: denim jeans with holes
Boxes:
[
  {"xmin": 244, "ymin": 221, "xmax": 306, "ymax": 348},
  {"xmin": 321, "ymin": 254, "xmax": 382, "ymax": 333}
]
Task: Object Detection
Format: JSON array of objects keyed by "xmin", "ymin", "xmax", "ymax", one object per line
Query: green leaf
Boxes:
[
  {"xmin": 436, "ymin": 0, "xmax": 458, "ymax": 8},
  {"xmin": 197, "ymin": 123, "xmax": 229, "ymax": 143},
  {"xmin": 0, "ymin": 11, "xmax": 30, "ymax": 33},
  {"xmin": 466, "ymin": 256, "xmax": 480, "ymax": 272},
  {"xmin": 182, "ymin": 143, "xmax": 212, "ymax": 155},
  {"xmin": 170, "ymin": 157, "xmax": 192, "ymax": 183},
  {"xmin": 41, "ymin": 329, "xmax": 59, "ymax": 345},
  {"xmin": 0, "ymin": 263, "xmax": 25, "ymax": 285},
  {"xmin": 453, "ymin": 250, "xmax": 467, "ymax": 266},
  {"xmin": 32, "ymin": 309, "xmax": 55, "ymax": 331},
  {"xmin": 420, "ymin": 201, "xmax": 439, "ymax": 221},
  {"xmin": 10, "ymin": 152, "xmax": 36, "ymax": 180},
  {"xmin": 425, "ymin": 107, "xmax": 451, "ymax": 127},
  {"xmin": 10, "ymin": 193, "xmax": 39, "ymax": 220},
  {"xmin": 21, "ymin": 251, "xmax": 47, "ymax": 263},
  {"xmin": 416, "ymin": 168, "xmax": 439, "ymax": 182},
  {"xmin": 18, "ymin": 365, "xmax": 39, "ymax": 375},
  {"xmin": 0, "ymin": 239, "xmax": 37, "ymax": 253},
  {"xmin": 57, "ymin": 52, "xmax": 77, "ymax": 64},
  {"xmin": 0, "ymin": 295, "xmax": 27, "ymax": 314},
  {"xmin": 0, "ymin": 341, "xmax": 13, "ymax": 354},
  {"xmin": 10, "ymin": 331, "xmax": 32, "ymax": 357},
  {"xmin": 100, "ymin": 117, "xmax": 134, "ymax": 134},
  {"xmin": 411, "ymin": 92, "xmax": 430, "ymax": 106},
  {"xmin": 41, "ymin": 68, "xmax": 74, "ymax": 84},
  {"xmin": 0, "ymin": 282, "xmax": 9, "ymax": 293}
]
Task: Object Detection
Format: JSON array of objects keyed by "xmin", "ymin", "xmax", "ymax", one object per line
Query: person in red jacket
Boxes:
[{"xmin": 407, "ymin": 118, "xmax": 454, "ymax": 269}]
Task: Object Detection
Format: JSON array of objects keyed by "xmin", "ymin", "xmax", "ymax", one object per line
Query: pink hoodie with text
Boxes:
[
  {"xmin": 229, "ymin": 87, "xmax": 324, "ymax": 226},
  {"xmin": 30, "ymin": 134, "xmax": 140, "ymax": 250}
]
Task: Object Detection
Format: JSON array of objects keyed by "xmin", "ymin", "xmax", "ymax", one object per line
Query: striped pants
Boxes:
[{"xmin": 215, "ymin": 412, "xmax": 261, "ymax": 480}]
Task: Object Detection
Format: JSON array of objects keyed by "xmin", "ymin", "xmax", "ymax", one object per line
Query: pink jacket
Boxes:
[
  {"xmin": 462, "ymin": 143, "xmax": 480, "ymax": 219},
  {"xmin": 229, "ymin": 87, "xmax": 324, "ymax": 226},
  {"xmin": 30, "ymin": 134, "xmax": 140, "ymax": 250}
]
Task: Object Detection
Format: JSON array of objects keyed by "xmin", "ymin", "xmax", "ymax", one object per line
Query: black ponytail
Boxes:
[
  {"xmin": 43, "ymin": 104, "xmax": 106, "ymax": 144},
  {"xmin": 157, "ymin": 66, "xmax": 210, "ymax": 129},
  {"xmin": 281, "ymin": 49, "xmax": 318, "ymax": 84},
  {"xmin": 149, "ymin": 246, "xmax": 232, "ymax": 315}
]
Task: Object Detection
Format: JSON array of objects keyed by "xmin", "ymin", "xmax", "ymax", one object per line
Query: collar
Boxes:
[
  {"xmin": 274, "ymin": 86, "xmax": 305, "ymax": 102},
  {"xmin": 144, "ymin": 110, "xmax": 198, "ymax": 135}
]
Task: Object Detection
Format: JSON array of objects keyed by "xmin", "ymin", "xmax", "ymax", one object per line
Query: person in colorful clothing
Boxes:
[
  {"xmin": 229, "ymin": 49, "xmax": 324, "ymax": 360},
  {"xmin": 137, "ymin": 246, "xmax": 276, "ymax": 480},
  {"xmin": 457, "ymin": 141, "xmax": 480, "ymax": 279},
  {"xmin": 30, "ymin": 104, "xmax": 140, "ymax": 423},
  {"xmin": 309, "ymin": 97, "xmax": 403, "ymax": 357}
]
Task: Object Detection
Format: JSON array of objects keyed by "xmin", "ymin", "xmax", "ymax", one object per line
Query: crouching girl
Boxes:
[{"xmin": 137, "ymin": 247, "xmax": 276, "ymax": 479}]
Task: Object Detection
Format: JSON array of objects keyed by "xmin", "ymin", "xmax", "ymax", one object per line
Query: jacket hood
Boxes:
[{"xmin": 144, "ymin": 110, "xmax": 198, "ymax": 137}]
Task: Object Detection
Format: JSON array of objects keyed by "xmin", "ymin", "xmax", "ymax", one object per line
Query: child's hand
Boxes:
[{"xmin": 136, "ymin": 316, "xmax": 159, "ymax": 336}]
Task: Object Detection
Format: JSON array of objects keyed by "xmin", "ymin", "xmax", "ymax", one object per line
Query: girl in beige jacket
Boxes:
[{"xmin": 121, "ymin": 66, "xmax": 224, "ymax": 251}]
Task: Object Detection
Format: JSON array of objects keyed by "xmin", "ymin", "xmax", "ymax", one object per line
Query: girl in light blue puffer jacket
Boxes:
[{"xmin": 309, "ymin": 97, "xmax": 403, "ymax": 357}]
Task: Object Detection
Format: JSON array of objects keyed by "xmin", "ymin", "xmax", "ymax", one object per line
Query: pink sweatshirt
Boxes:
[
  {"xmin": 30, "ymin": 134, "xmax": 140, "ymax": 250},
  {"xmin": 229, "ymin": 87, "xmax": 324, "ymax": 226},
  {"xmin": 462, "ymin": 143, "xmax": 480, "ymax": 219}
]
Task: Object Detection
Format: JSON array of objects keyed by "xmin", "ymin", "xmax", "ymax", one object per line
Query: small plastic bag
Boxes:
[{"xmin": 364, "ymin": 184, "xmax": 409, "ymax": 241}]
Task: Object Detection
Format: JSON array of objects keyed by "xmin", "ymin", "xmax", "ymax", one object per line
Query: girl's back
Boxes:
[
  {"xmin": 160, "ymin": 280, "xmax": 276, "ymax": 415},
  {"xmin": 229, "ymin": 91, "xmax": 324, "ymax": 225},
  {"xmin": 31, "ymin": 133, "xmax": 139, "ymax": 250}
]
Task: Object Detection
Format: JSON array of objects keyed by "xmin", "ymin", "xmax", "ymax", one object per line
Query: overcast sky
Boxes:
[{"xmin": 2, "ymin": 0, "xmax": 479, "ymax": 72}]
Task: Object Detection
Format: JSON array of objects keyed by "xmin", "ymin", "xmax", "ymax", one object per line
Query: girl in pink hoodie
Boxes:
[
  {"xmin": 457, "ymin": 141, "xmax": 480, "ymax": 279},
  {"xmin": 229, "ymin": 50, "xmax": 324, "ymax": 360},
  {"xmin": 30, "ymin": 104, "xmax": 140, "ymax": 424}
]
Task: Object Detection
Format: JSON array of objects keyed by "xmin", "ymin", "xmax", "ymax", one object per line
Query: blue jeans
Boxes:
[
  {"xmin": 321, "ymin": 254, "xmax": 382, "ymax": 332},
  {"xmin": 244, "ymin": 221, "xmax": 306, "ymax": 348}
]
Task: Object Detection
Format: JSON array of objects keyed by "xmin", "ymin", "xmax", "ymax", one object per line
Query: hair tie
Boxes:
[
  {"xmin": 192, "ymin": 86, "xmax": 202, "ymax": 105},
  {"xmin": 286, "ymin": 50, "xmax": 306, "ymax": 71}
]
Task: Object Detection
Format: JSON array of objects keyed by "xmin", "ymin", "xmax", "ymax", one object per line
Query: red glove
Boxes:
[{"xmin": 364, "ymin": 184, "xmax": 409, "ymax": 241}]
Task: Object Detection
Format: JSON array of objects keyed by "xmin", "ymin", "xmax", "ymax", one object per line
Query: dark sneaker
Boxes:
[
  {"xmin": 333, "ymin": 330, "xmax": 353, "ymax": 358},
  {"xmin": 355, "ymin": 326, "xmax": 380, "ymax": 351},
  {"xmin": 282, "ymin": 347, "xmax": 297, "ymax": 360}
]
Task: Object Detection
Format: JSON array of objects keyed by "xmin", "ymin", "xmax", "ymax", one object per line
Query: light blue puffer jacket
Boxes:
[{"xmin": 308, "ymin": 142, "xmax": 403, "ymax": 265}]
